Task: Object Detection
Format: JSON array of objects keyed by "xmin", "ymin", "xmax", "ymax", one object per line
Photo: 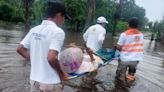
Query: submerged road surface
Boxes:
[{"xmin": 0, "ymin": 28, "xmax": 164, "ymax": 92}]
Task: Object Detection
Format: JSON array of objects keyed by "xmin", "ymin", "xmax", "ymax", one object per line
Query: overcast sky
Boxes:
[{"xmin": 136, "ymin": 0, "xmax": 164, "ymax": 22}]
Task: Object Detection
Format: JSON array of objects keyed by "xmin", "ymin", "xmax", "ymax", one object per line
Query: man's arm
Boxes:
[
  {"xmin": 83, "ymin": 27, "xmax": 95, "ymax": 61},
  {"xmin": 48, "ymin": 31, "xmax": 67, "ymax": 80},
  {"xmin": 17, "ymin": 30, "xmax": 32, "ymax": 61},
  {"xmin": 116, "ymin": 44, "xmax": 122, "ymax": 51},
  {"xmin": 47, "ymin": 50, "xmax": 67, "ymax": 80},
  {"xmin": 83, "ymin": 42, "xmax": 95, "ymax": 61},
  {"xmin": 116, "ymin": 33, "xmax": 125, "ymax": 51},
  {"xmin": 17, "ymin": 44, "xmax": 30, "ymax": 61}
]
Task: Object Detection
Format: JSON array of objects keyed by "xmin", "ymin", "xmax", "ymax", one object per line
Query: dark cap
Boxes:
[{"xmin": 45, "ymin": 2, "xmax": 70, "ymax": 19}]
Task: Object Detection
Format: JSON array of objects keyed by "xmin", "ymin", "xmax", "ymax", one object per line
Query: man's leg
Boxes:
[
  {"xmin": 42, "ymin": 84, "xmax": 63, "ymax": 92},
  {"xmin": 126, "ymin": 61, "xmax": 139, "ymax": 81},
  {"xmin": 30, "ymin": 80, "xmax": 63, "ymax": 92},
  {"xmin": 116, "ymin": 60, "xmax": 128, "ymax": 81},
  {"xmin": 30, "ymin": 80, "xmax": 42, "ymax": 92},
  {"xmin": 128, "ymin": 61, "xmax": 139, "ymax": 75}
]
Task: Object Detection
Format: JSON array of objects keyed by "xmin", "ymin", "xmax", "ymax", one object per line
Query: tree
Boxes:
[
  {"xmin": 23, "ymin": 0, "xmax": 34, "ymax": 32},
  {"xmin": 95, "ymin": 0, "xmax": 116, "ymax": 33},
  {"xmin": 31, "ymin": 0, "xmax": 46, "ymax": 25},
  {"xmin": 0, "ymin": 0, "xmax": 24, "ymax": 22},
  {"xmin": 83, "ymin": 0, "xmax": 95, "ymax": 32},
  {"xmin": 112, "ymin": 0, "xmax": 123, "ymax": 35},
  {"xmin": 64, "ymin": 0, "xmax": 86, "ymax": 31},
  {"xmin": 149, "ymin": 19, "xmax": 164, "ymax": 41},
  {"xmin": 0, "ymin": 0, "xmax": 147, "ymax": 35},
  {"xmin": 111, "ymin": 0, "xmax": 146, "ymax": 35},
  {"xmin": 0, "ymin": 3, "xmax": 13, "ymax": 21},
  {"xmin": 120, "ymin": 0, "xmax": 146, "ymax": 25},
  {"xmin": 116, "ymin": 21, "xmax": 128, "ymax": 32}
]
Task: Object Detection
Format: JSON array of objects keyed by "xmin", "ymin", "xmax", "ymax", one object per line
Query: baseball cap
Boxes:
[
  {"xmin": 46, "ymin": 2, "xmax": 70, "ymax": 19},
  {"xmin": 97, "ymin": 16, "xmax": 108, "ymax": 24}
]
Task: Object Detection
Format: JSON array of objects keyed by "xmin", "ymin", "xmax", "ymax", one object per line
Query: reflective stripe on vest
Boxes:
[{"xmin": 122, "ymin": 29, "xmax": 143, "ymax": 53}]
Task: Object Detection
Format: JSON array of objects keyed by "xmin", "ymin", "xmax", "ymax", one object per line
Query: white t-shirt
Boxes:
[
  {"xmin": 20, "ymin": 20, "xmax": 65, "ymax": 84},
  {"xmin": 83, "ymin": 24, "xmax": 106, "ymax": 52},
  {"xmin": 117, "ymin": 30, "xmax": 144, "ymax": 62}
]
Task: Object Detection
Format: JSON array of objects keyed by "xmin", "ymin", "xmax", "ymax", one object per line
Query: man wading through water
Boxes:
[
  {"xmin": 116, "ymin": 17, "xmax": 144, "ymax": 83},
  {"xmin": 83, "ymin": 16, "xmax": 108, "ymax": 61},
  {"xmin": 17, "ymin": 1, "xmax": 69, "ymax": 92}
]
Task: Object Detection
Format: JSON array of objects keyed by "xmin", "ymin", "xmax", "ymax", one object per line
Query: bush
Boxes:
[
  {"xmin": 0, "ymin": 4, "xmax": 13, "ymax": 21},
  {"xmin": 116, "ymin": 21, "xmax": 128, "ymax": 32}
]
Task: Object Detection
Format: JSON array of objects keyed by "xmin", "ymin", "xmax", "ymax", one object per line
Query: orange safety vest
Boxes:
[
  {"xmin": 122, "ymin": 29, "xmax": 144, "ymax": 53},
  {"xmin": 119, "ymin": 28, "xmax": 144, "ymax": 61}
]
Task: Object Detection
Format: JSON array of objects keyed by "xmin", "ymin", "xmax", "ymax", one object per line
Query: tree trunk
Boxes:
[
  {"xmin": 112, "ymin": 20, "xmax": 118, "ymax": 36},
  {"xmin": 112, "ymin": 0, "xmax": 123, "ymax": 36},
  {"xmin": 23, "ymin": 0, "xmax": 30, "ymax": 32},
  {"xmin": 83, "ymin": 0, "xmax": 95, "ymax": 32}
]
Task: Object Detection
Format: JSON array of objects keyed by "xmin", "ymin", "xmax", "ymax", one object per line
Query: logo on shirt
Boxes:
[
  {"xmin": 32, "ymin": 33, "xmax": 46, "ymax": 40},
  {"xmin": 134, "ymin": 36, "xmax": 140, "ymax": 42},
  {"xmin": 92, "ymin": 28, "xmax": 96, "ymax": 32}
]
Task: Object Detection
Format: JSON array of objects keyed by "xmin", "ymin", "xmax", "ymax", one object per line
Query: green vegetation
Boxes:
[
  {"xmin": 116, "ymin": 21, "xmax": 128, "ymax": 32},
  {"xmin": 64, "ymin": 0, "xmax": 86, "ymax": 31},
  {"xmin": 147, "ymin": 17, "xmax": 164, "ymax": 41},
  {"xmin": 0, "ymin": 0, "xmax": 24, "ymax": 22},
  {"xmin": 1, "ymin": 0, "xmax": 163, "ymax": 39}
]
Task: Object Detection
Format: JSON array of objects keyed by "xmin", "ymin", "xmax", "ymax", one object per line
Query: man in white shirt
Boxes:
[
  {"xmin": 17, "ymin": 2, "xmax": 69, "ymax": 92},
  {"xmin": 116, "ymin": 17, "xmax": 144, "ymax": 83},
  {"xmin": 83, "ymin": 16, "xmax": 108, "ymax": 53},
  {"xmin": 83, "ymin": 16, "xmax": 108, "ymax": 61}
]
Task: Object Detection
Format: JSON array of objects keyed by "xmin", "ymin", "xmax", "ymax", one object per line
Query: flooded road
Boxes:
[{"xmin": 0, "ymin": 28, "xmax": 164, "ymax": 92}]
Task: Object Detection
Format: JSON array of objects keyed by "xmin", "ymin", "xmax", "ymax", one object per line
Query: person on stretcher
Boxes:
[{"xmin": 58, "ymin": 43, "xmax": 103, "ymax": 78}]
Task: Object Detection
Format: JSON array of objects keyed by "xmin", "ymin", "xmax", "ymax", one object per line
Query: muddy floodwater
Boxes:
[{"xmin": 0, "ymin": 28, "xmax": 164, "ymax": 92}]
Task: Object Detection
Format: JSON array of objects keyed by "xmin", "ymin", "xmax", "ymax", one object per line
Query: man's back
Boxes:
[
  {"xmin": 21, "ymin": 20, "xmax": 65, "ymax": 84},
  {"xmin": 17, "ymin": 2, "xmax": 67, "ymax": 91},
  {"xmin": 118, "ymin": 29, "xmax": 144, "ymax": 62},
  {"xmin": 83, "ymin": 24, "xmax": 106, "ymax": 52}
]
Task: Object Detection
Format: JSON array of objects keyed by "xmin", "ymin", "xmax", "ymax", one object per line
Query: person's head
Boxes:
[
  {"xmin": 45, "ymin": 2, "xmax": 68, "ymax": 27},
  {"xmin": 97, "ymin": 16, "xmax": 108, "ymax": 27},
  {"xmin": 128, "ymin": 17, "xmax": 139, "ymax": 28}
]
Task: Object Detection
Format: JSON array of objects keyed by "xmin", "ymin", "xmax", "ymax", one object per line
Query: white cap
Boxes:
[{"xmin": 97, "ymin": 16, "xmax": 108, "ymax": 24}]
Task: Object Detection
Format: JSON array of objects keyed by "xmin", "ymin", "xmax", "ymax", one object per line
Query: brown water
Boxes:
[{"xmin": 0, "ymin": 28, "xmax": 164, "ymax": 92}]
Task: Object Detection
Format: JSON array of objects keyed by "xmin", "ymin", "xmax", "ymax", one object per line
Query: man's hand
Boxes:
[
  {"xmin": 86, "ymin": 48, "xmax": 95, "ymax": 62},
  {"xmin": 116, "ymin": 44, "xmax": 122, "ymax": 51},
  {"xmin": 48, "ymin": 50, "xmax": 68, "ymax": 81},
  {"xmin": 59, "ymin": 72, "xmax": 68, "ymax": 81},
  {"xmin": 83, "ymin": 42, "xmax": 95, "ymax": 61}
]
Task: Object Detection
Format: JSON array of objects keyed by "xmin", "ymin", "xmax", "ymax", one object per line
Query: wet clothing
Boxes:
[
  {"xmin": 116, "ymin": 60, "xmax": 139, "ymax": 81},
  {"xmin": 30, "ymin": 80, "xmax": 63, "ymax": 92},
  {"xmin": 83, "ymin": 24, "xmax": 106, "ymax": 52},
  {"xmin": 117, "ymin": 28, "xmax": 144, "ymax": 62},
  {"xmin": 116, "ymin": 28, "xmax": 143, "ymax": 81},
  {"xmin": 20, "ymin": 20, "xmax": 65, "ymax": 91}
]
